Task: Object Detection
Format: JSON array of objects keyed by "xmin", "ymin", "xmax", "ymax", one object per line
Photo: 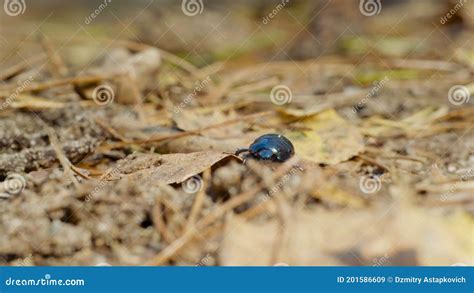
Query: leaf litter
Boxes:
[{"xmin": 0, "ymin": 0, "xmax": 472, "ymax": 266}]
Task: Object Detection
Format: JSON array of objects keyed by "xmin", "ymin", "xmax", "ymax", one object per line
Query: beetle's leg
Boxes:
[{"xmin": 234, "ymin": 148, "xmax": 249, "ymax": 156}]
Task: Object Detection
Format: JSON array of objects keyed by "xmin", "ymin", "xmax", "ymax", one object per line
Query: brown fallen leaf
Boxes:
[
  {"xmin": 219, "ymin": 203, "xmax": 473, "ymax": 266},
  {"xmin": 115, "ymin": 151, "xmax": 239, "ymax": 185},
  {"xmin": 285, "ymin": 109, "xmax": 364, "ymax": 165},
  {"xmin": 310, "ymin": 183, "xmax": 367, "ymax": 208},
  {"xmin": 159, "ymin": 135, "xmax": 250, "ymax": 154},
  {"xmin": 172, "ymin": 110, "xmax": 246, "ymax": 138}
]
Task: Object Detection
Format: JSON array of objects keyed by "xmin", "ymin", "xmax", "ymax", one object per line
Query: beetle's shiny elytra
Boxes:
[{"xmin": 235, "ymin": 133, "xmax": 295, "ymax": 162}]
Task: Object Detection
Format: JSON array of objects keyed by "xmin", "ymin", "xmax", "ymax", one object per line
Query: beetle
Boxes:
[{"xmin": 235, "ymin": 134, "xmax": 295, "ymax": 162}]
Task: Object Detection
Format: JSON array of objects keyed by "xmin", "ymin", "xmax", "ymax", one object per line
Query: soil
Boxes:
[{"xmin": 0, "ymin": 0, "xmax": 472, "ymax": 266}]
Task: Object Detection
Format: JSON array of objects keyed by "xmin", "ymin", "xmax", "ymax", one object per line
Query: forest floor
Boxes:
[{"xmin": 0, "ymin": 0, "xmax": 473, "ymax": 266}]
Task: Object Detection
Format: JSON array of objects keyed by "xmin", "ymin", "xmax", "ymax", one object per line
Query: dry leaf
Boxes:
[
  {"xmin": 160, "ymin": 135, "xmax": 250, "ymax": 154},
  {"xmin": 286, "ymin": 109, "xmax": 364, "ymax": 164},
  {"xmin": 116, "ymin": 151, "xmax": 238, "ymax": 184},
  {"xmin": 311, "ymin": 183, "xmax": 367, "ymax": 208},
  {"xmin": 172, "ymin": 110, "xmax": 245, "ymax": 138},
  {"xmin": 220, "ymin": 204, "xmax": 473, "ymax": 266}
]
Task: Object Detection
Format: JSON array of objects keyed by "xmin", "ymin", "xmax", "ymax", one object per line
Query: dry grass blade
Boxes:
[
  {"xmin": 146, "ymin": 157, "xmax": 301, "ymax": 265},
  {"xmin": 44, "ymin": 125, "xmax": 80, "ymax": 187}
]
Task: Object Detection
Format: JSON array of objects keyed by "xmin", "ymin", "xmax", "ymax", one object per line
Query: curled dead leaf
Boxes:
[{"xmin": 116, "ymin": 151, "xmax": 239, "ymax": 185}]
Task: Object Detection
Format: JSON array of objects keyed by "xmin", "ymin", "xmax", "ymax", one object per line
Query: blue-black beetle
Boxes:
[{"xmin": 235, "ymin": 134, "xmax": 295, "ymax": 162}]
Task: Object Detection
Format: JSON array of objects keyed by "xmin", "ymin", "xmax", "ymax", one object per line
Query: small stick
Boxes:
[
  {"xmin": 0, "ymin": 73, "xmax": 120, "ymax": 93},
  {"xmin": 171, "ymin": 192, "xmax": 288, "ymax": 261},
  {"xmin": 39, "ymin": 34, "xmax": 69, "ymax": 77},
  {"xmin": 70, "ymin": 165, "xmax": 94, "ymax": 180},
  {"xmin": 100, "ymin": 111, "xmax": 273, "ymax": 150},
  {"xmin": 44, "ymin": 126, "xmax": 80, "ymax": 187},
  {"xmin": 387, "ymin": 58, "xmax": 460, "ymax": 72},
  {"xmin": 152, "ymin": 199, "xmax": 176, "ymax": 244},
  {"xmin": 184, "ymin": 169, "xmax": 210, "ymax": 234},
  {"xmin": 356, "ymin": 154, "xmax": 390, "ymax": 172},
  {"xmin": 141, "ymin": 111, "xmax": 273, "ymax": 143},
  {"xmin": 0, "ymin": 54, "xmax": 46, "ymax": 81},
  {"xmin": 158, "ymin": 49, "xmax": 201, "ymax": 78},
  {"xmin": 145, "ymin": 157, "xmax": 300, "ymax": 265},
  {"xmin": 145, "ymin": 186, "xmax": 261, "ymax": 265},
  {"xmin": 227, "ymin": 76, "xmax": 279, "ymax": 96},
  {"xmin": 94, "ymin": 118, "xmax": 131, "ymax": 143}
]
